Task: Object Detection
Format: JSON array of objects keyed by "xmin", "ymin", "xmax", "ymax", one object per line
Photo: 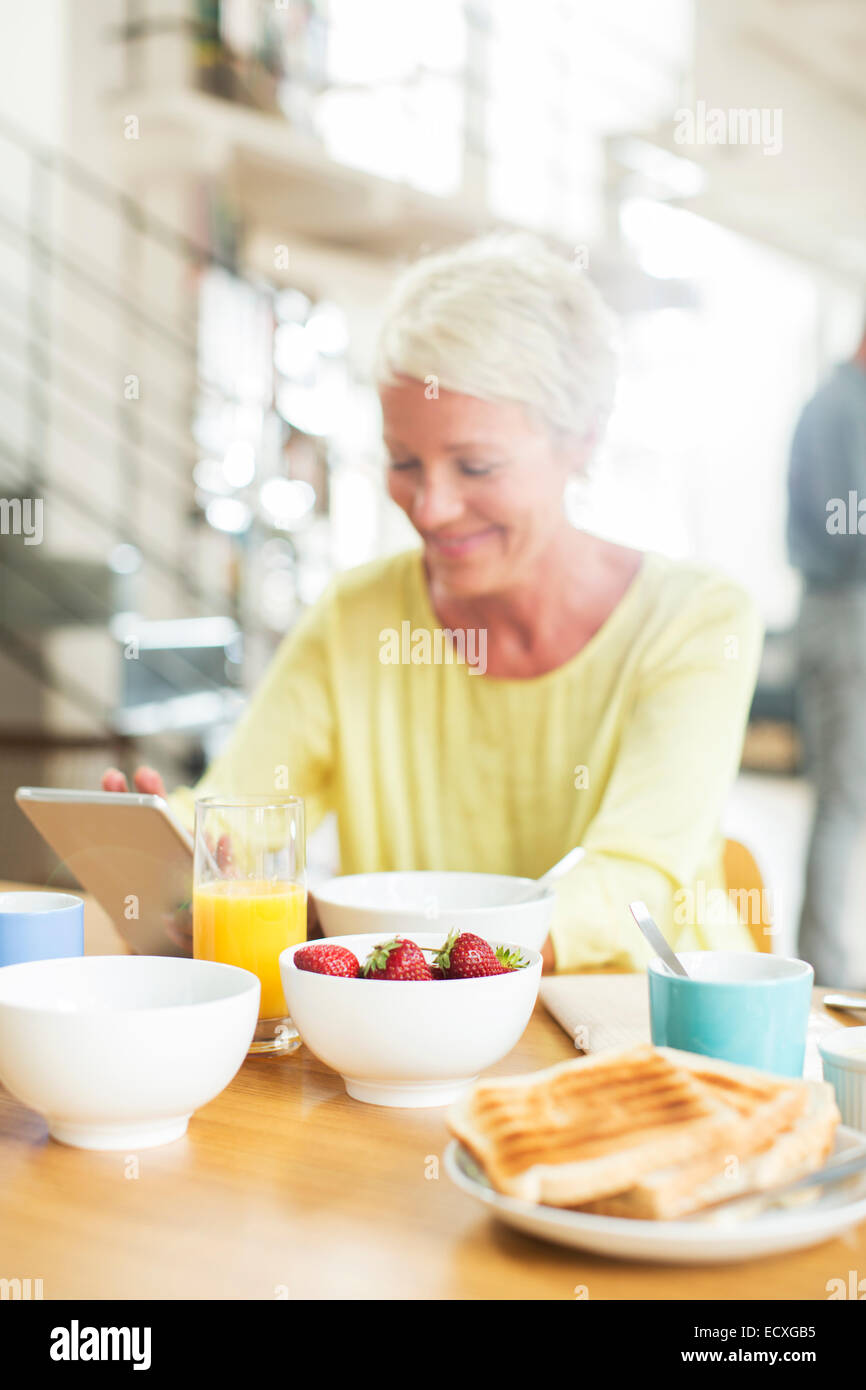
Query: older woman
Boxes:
[{"xmin": 104, "ymin": 235, "xmax": 762, "ymax": 972}]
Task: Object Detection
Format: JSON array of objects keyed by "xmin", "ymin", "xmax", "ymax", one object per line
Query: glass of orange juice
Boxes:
[{"xmin": 193, "ymin": 796, "xmax": 305, "ymax": 1055}]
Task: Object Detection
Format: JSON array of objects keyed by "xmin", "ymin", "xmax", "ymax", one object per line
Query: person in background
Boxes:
[
  {"xmin": 788, "ymin": 322, "xmax": 866, "ymax": 986},
  {"xmin": 104, "ymin": 234, "xmax": 762, "ymax": 972}
]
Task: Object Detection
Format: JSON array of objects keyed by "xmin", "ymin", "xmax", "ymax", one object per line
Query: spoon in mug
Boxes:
[{"xmin": 629, "ymin": 900, "xmax": 690, "ymax": 978}]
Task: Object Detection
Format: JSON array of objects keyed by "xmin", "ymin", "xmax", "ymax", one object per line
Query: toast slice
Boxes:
[
  {"xmin": 694, "ymin": 1081, "xmax": 840, "ymax": 1220},
  {"xmin": 447, "ymin": 1045, "xmax": 745, "ymax": 1206},
  {"xmin": 581, "ymin": 1057, "xmax": 836, "ymax": 1220},
  {"xmin": 664, "ymin": 1047, "xmax": 812, "ymax": 1162}
]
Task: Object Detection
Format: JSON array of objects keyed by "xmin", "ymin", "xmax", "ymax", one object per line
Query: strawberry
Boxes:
[
  {"xmin": 361, "ymin": 937, "xmax": 433, "ymax": 981},
  {"xmin": 433, "ymin": 929, "xmax": 500, "ymax": 978},
  {"xmin": 434, "ymin": 929, "xmax": 526, "ymax": 979},
  {"xmin": 294, "ymin": 944, "xmax": 359, "ymax": 978}
]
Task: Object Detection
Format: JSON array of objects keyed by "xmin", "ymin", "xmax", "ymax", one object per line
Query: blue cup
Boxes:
[
  {"xmin": 648, "ymin": 951, "xmax": 814, "ymax": 1078},
  {"xmin": 0, "ymin": 891, "xmax": 84, "ymax": 967}
]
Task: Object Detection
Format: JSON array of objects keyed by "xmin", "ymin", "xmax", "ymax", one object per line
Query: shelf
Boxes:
[{"xmin": 107, "ymin": 88, "xmax": 493, "ymax": 258}]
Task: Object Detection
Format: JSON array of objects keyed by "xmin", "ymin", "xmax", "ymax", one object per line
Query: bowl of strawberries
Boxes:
[{"xmin": 279, "ymin": 929, "xmax": 542, "ymax": 1107}]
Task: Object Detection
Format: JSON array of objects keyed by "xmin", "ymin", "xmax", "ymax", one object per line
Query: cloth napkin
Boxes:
[{"xmin": 539, "ymin": 973, "xmax": 845, "ymax": 1083}]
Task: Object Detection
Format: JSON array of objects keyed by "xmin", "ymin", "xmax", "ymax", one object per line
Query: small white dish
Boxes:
[
  {"xmin": 0, "ymin": 955, "xmax": 260, "ymax": 1149},
  {"xmin": 312, "ymin": 871, "xmax": 555, "ymax": 952},
  {"xmin": 280, "ymin": 931, "xmax": 542, "ymax": 1107},
  {"xmin": 820, "ymin": 1027, "xmax": 866, "ymax": 1132},
  {"xmin": 445, "ymin": 1128, "xmax": 866, "ymax": 1264}
]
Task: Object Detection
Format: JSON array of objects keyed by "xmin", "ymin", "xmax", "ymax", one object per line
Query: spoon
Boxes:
[
  {"xmin": 511, "ymin": 847, "xmax": 586, "ymax": 903},
  {"xmin": 823, "ymin": 993, "xmax": 866, "ymax": 1015},
  {"xmin": 695, "ymin": 1142, "xmax": 866, "ymax": 1220},
  {"xmin": 628, "ymin": 900, "xmax": 690, "ymax": 978}
]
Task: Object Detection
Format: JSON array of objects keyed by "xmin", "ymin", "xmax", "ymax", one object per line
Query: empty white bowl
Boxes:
[
  {"xmin": 312, "ymin": 871, "xmax": 554, "ymax": 953},
  {"xmin": 280, "ymin": 931, "xmax": 542, "ymax": 1107},
  {"xmin": 819, "ymin": 1026, "xmax": 866, "ymax": 1132},
  {"xmin": 0, "ymin": 955, "xmax": 260, "ymax": 1149}
]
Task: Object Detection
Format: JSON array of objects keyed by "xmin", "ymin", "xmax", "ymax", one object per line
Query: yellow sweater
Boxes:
[{"xmin": 171, "ymin": 548, "xmax": 763, "ymax": 971}]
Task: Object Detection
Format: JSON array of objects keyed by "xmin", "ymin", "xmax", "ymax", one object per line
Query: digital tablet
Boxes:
[{"xmin": 15, "ymin": 787, "xmax": 194, "ymax": 957}]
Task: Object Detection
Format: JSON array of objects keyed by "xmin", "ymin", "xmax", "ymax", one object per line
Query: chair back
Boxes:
[{"xmin": 724, "ymin": 838, "xmax": 773, "ymax": 952}]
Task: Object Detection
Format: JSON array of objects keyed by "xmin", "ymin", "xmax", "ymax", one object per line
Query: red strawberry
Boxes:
[
  {"xmin": 434, "ymin": 930, "xmax": 526, "ymax": 979},
  {"xmin": 294, "ymin": 944, "xmax": 359, "ymax": 978},
  {"xmin": 433, "ymin": 929, "xmax": 500, "ymax": 978},
  {"xmin": 430, "ymin": 965, "xmax": 446, "ymax": 980},
  {"xmin": 361, "ymin": 937, "xmax": 433, "ymax": 981}
]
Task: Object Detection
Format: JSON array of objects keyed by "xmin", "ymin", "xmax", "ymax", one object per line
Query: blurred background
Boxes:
[{"xmin": 0, "ymin": 0, "xmax": 863, "ymax": 948}]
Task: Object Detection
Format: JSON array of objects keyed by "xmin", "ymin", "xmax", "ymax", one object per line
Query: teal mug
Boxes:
[{"xmin": 648, "ymin": 951, "xmax": 814, "ymax": 1078}]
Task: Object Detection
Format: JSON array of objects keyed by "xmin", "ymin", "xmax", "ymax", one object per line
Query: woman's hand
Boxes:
[{"xmin": 102, "ymin": 766, "xmax": 167, "ymax": 797}]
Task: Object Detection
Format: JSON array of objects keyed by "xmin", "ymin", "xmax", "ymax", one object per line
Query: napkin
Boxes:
[{"xmin": 539, "ymin": 973, "xmax": 845, "ymax": 1082}]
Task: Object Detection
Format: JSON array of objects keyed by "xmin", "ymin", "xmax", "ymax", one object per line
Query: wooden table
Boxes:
[{"xmin": 1, "ymin": 884, "xmax": 864, "ymax": 1301}]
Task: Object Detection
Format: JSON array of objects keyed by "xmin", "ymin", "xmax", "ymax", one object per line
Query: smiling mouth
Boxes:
[{"xmin": 425, "ymin": 528, "xmax": 499, "ymax": 558}]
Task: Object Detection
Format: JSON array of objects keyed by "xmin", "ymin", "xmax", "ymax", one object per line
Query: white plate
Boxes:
[{"xmin": 445, "ymin": 1128, "xmax": 866, "ymax": 1264}]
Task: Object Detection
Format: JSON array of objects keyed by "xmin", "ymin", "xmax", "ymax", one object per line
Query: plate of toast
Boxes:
[{"xmin": 445, "ymin": 1044, "xmax": 866, "ymax": 1263}]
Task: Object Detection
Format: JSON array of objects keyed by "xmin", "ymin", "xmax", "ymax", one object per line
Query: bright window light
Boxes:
[
  {"xmin": 205, "ymin": 497, "xmax": 252, "ymax": 534},
  {"xmin": 274, "ymin": 322, "xmax": 320, "ymax": 382},
  {"xmin": 314, "ymin": 0, "xmax": 465, "ymax": 196},
  {"xmin": 305, "ymin": 302, "xmax": 350, "ymax": 357},
  {"xmin": 620, "ymin": 198, "xmax": 723, "ymax": 278},
  {"xmin": 108, "ymin": 543, "xmax": 141, "ymax": 575},
  {"xmin": 485, "ymin": 0, "xmax": 692, "ymax": 237},
  {"xmin": 222, "ymin": 441, "xmax": 256, "ymax": 488},
  {"xmin": 194, "ymin": 459, "xmax": 233, "ymax": 495},
  {"xmin": 260, "ymin": 478, "xmax": 317, "ymax": 528}
]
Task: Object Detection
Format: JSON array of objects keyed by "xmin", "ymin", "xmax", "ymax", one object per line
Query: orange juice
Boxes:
[{"xmin": 193, "ymin": 881, "xmax": 306, "ymax": 1019}]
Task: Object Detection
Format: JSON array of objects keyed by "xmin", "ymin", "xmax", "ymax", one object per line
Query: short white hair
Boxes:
[{"xmin": 374, "ymin": 233, "xmax": 619, "ymax": 442}]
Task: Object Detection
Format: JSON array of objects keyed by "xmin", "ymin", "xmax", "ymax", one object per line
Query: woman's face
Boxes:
[{"xmin": 381, "ymin": 376, "xmax": 576, "ymax": 598}]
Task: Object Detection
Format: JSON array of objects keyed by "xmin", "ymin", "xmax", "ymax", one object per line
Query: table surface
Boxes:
[{"xmin": 1, "ymin": 882, "xmax": 863, "ymax": 1301}]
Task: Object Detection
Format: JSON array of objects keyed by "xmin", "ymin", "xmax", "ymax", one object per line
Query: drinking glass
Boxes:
[{"xmin": 193, "ymin": 796, "xmax": 305, "ymax": 1055}]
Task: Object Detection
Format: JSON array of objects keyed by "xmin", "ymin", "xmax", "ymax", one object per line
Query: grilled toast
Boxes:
[
  {"xmin": 447, "ymin": 1044, "xmax": 746, "ymax": 1206},
  {"xmin": 580, "ymin": 1052, "xmax": 830, "ymax": 1219}
]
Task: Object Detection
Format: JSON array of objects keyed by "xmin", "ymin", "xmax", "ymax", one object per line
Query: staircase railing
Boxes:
[{"xmin": 0, "ymin": 111, "xmax": 288, "ymax": 736}]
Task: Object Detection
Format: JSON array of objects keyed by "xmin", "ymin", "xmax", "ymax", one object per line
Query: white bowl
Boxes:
[
  {"xmin": 819, "ymin": 1026, "xmax": 866, "ymax": 1132},
  {"xmin": 280, "ymin": 931, "xmax": 542, "ymax": 1108},
  {"xmin": 312, "ymin": 871, "xmax": 554, "ymax": 953},
  {"xmin": 0, "ymin": 955, "xmax": 260, "ymax": 1149}
]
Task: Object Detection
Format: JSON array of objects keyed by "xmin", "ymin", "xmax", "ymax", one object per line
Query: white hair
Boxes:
[{"xmin": 374, "ymin": 233, "xmax": 619, "ymax": 443}]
